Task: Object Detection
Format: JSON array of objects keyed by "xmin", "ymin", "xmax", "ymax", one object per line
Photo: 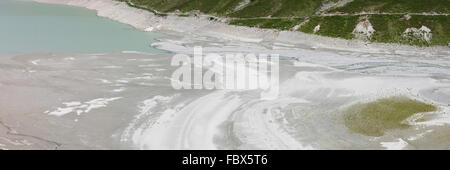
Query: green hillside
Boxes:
[
  {"xmin": 125, "ymin": 0, "xmax": 327, "ymax": 17},
  {"xmin": 229, "ymin": 18, "xmax": 304, "ymax": 30},
  {"xmin": 122, "ymin": 0, "xmax": 450, "ymax": 46},
  {"xmin": 124, "ymin": 0, "xmax": 243, "ymax": 15},
  {"xmin": 229, "ymin": 0, "xmax": 323, "ymax": 18},
  {"xmin": 329, "ymin": 0, "xmax": 450, "ymax": 14}
]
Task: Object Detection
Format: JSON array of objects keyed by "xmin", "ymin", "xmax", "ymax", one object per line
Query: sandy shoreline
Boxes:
[{"xmin": 32, "ymin": 0, "xmax": 449, "ymax": 55}]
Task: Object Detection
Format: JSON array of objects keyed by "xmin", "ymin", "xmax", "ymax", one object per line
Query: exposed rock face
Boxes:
[
  {"xmin": 403, "ymin": 14, "xmax": 411, "ymax": 20},
  {"xmin": 234, "ymin": 0, "xmax": 250, "ymax": 12},
  {"xmin": 144, "ymin": 27, "xmax": 154, "ymax": 32},
  {"xmin": 403, "ymin": 26, "xmax": 432, "ymax": 43},
  {"xmin": 291, "ymin": 18, "xmax": 310, "ymax": 31},
  {"xmin": 353, "ymin": 19, "xmax": 375, "ymax": 40},
  {"xmin": 313, "ymin": 25, "xmax": 321, "ymax": 33},
  {"xmin": 316, "ymin": 0, "xmax": 354, "ymax": 14}
]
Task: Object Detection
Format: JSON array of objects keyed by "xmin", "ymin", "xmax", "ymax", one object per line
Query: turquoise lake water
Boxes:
[{"xmin": 0, "ymin": 0, "xmax": 164, "ymax": 54}]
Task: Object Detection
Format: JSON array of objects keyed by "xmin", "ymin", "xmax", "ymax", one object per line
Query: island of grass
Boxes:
[{"xmin": 343, "ymin": 96, "xmax": 437, "ymax": 137}]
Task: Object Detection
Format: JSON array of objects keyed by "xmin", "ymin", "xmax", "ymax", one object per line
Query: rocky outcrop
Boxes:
[
  {"xmin": 353, "ymin": 19, "xmax": 375, "ymax": 40},
  {"xmin": 234, "ymin": 0, "xmax": 251, "ymax": 12},
  {"xmin": 313, "ymin": 24, "xmax": 321, "ymax": 33},
  {"xmin": 403, "ymin": 26, "xmax": 433, "ymax": 43},
  {"xmin": 316, "ymin": 0, "xmax": 354, "ymax": 14}
]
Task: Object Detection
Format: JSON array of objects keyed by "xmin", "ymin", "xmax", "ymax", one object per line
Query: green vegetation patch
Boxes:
[
  {"xmin": 121, "ymin": 0, "xmax": 169, "ymax": 16},
  {"xmin": 173, "ymin": 0, "xmax": 244, "ymax": 15},
  {"xmin": 272, "ymin": 0, "xmax": 323, "ymax": 17},
  {"xmin": 229, "ymin": 18, "xmax": 304, "ymax": 30},
  {"xmin": 129, "ymin": 0, "xmax": 244, "ymax": 16},
  {"xmin": 122, "ymin": 0, "xmax": 157, "ymax": 14},
  {"xmin": 229, "ymin": 0, "xmax": 281, "ymax": 18},
  {"xmin": 330, "ymin": 0, "xmax": 450, "ymax": 14},
  {"xmin": 369, "ymin": 14, "xmax": 450, "ymax": 46},
  {"xmin": 177, "ymin": 13, "xmax": 190, "ymax": 17},
  {"xmin": 298, "ymin": 15, "xmax": 359, "ymax": 39},
  {"xmin": 297, "ymin": 15, "xmax": 449, "ymax": 46},
  {"xmin": 126, "ymin": 0, "xmax": 188, "ymax": 12},
  {"xmin": 229, "ymin": 0, "xmax": 322, "ymax": 18},
  {"xmin": 123, "ymin": 0, "xmax": 449, "ymax": 47},
  {"xmin": 343, "ymin": 96, "xmax": 437, "ymax": 137}
]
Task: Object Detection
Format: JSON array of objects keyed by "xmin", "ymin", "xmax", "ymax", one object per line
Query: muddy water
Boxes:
[{"xmin": 1, "ymin": 0, "xmax": 450, "ymax": 150}]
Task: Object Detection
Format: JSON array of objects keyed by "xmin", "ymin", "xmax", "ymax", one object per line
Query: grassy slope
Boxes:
[
  {"xmin": 272, "ymin": 0, "xmax": 323, "ymax": 17},
  {"xmin": 297, "ymin": 15, "xmax": 449, "ymax": 46},
  {"xmin": 299, "ymin": 16, "xmax": 360, "ymax": 39},
  {"xmin": 229, "ymin": 18, "xmax": 304, "ymax": 30},
  {"xmin": 126, "ymin": 0, "xmax": 449, "ymax": 46},
  {"xmin": 229, "ymin": 0, "xmax": 323, "ymax": 18},
  {"xmin": 330, "ymin": 0, "xmax": 450, "ymax": 14},
  {"xmin": 229, "ymin": 0, "xmax": 282, "ymax": 18},
  {"xmin": 131, "ymin": 0, "xmax": 322, "ymax": 17},
  {"xmin": 369, "ymin": 15, "xmax": 449, "ymax": 46},
  {"xmin": 130, "ymin": 0, "xmax": 244, "ymax": 15}
]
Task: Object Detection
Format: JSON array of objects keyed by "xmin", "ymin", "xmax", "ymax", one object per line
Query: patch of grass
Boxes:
[
  {"xmin": 369, "ymin": 14, "xmax": 450, "ymax": 46},
  {"xmin": 296, "ymin": 14, "xmax": 450, "ymax": 46},
  {"xmin": 125, "ymin": 0, "xmax": 185, "ymax": 12},
  {"xmin": 229, "ymin": 0, "xmax": 322, "ymax": 18},
  {"xmin": 120, "ymin": 0, "xmax": 169, "ymax": 16},
  {"xmin": 343, "ymin": 96, "xmax": 437, "ymax": 137},
  {"xmin": 123, "ymin": 0, "xmax": 449, "ymax": 46},
  {"xmin": 121, "ymin": 0, "xmax": 156, "ymax": 14},
  {"xmin": 298, "ymin": 15, "xmax": 360, "ymax": 39},
  {"xmin": 177, "ymin": 13, "xmax": 190, "ymax": 17},
  {"xmin": 229, "ymin": 18, "xmax": 304, "ymax": 30},
  {"xmin": 229, "ymin": 0, "xmax": 281, "ymax": 18},
  {"xmin": 177, "ymin": 0, "xmax": 244, "ymax": 16},
  {"xmin": 272, "ymin": 0, "xmax": 323, "ymax": 17},
  {"xmin": 330, "ymin": 0, "xmax": 450, "ymax": 14},
  {"xmin": 129, "ymin": 0, "xmax": 243, "ymax": 16}
]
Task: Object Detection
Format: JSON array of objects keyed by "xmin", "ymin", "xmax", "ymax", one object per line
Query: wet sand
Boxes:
[
  {"xmin": 1, "ymin": 39, "xmax": 450, "ymax": 149},
  {"xmin": 1, "ymin": 0, "xmax": 450, "ymax": 150},
  {"xmin": 0, "ymin": 52, "xmax": 178, "ymax": 149}
]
